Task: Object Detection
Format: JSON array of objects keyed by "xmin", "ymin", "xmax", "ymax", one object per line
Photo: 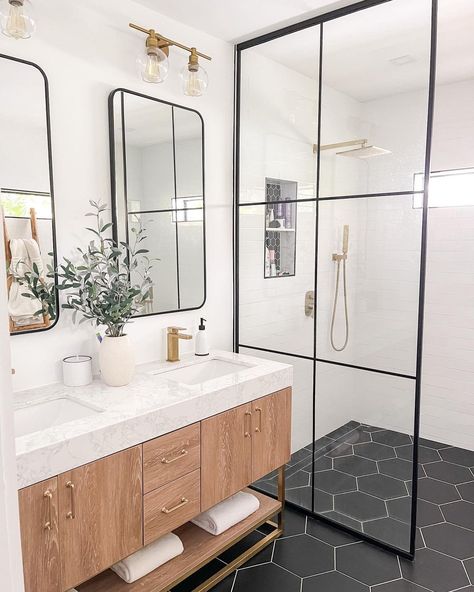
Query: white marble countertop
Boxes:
[{"xmin": 14, "ymin": 350, "xmax": 292, "ymax": 489}]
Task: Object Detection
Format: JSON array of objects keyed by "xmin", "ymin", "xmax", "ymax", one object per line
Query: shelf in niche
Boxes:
[{"xmin": 265, "ymin": 227, "xmax": 296, "ymax": 232}]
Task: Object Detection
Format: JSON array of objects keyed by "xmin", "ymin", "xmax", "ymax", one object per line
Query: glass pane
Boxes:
[
  {"xmin": 239, "ymin": 26, "xmax": 321, "ymax": 204},
  {"xmin": 241, "ymin": 347, "xmax": 314, "ymax": 512},
  {"xmin": 316, "ymin": 195, "xmax": 422, "ymax": 376},
  {"xmin": 129, "ymin": 211, "xmax": 178, "ymax": 314},
  {"xmin": 239, "ymin": 201, "xmax": 316, "ymax": 357},
  {"xmin": 174, "ymin": 108, "xmax": 203, "ymax": 199},
  {"xmin": 313, "ymin": 362, "xmax": 415, "ymax": 551},
  {"xmin": 123, "ymin": 93, "xmax": 174, "ymax": 212},
  {"xmin": 319, "ymin": 0, "xmax": 431, "ymax": 197},
  {"xmin": 177, "ymin": 210, "xmax": 205, "ymax": 310}
]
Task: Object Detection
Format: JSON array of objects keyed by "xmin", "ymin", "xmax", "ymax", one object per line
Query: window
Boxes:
[
  {"xmin": 172, "ymin": 197, "xmax": 203, "ymax": 222},
  {"xmin": 1, "ymin": 189, "xmax": 52, "ymax": 218},
  {"xmin": 413, "ymin": 168, "xmax": 474, "ymax": 208}
]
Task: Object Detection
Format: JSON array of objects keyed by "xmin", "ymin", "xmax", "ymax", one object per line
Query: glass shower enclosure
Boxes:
[{"xmin": 235, "ymin": 0, "xmax": 436, "ymax": 558}]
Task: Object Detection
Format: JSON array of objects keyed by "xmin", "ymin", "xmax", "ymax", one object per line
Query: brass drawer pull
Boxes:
[
  {"xmin": 255, "ymin": 407, "xmax": 262, "ymax": 433},
  {"xmin": 161, "ymin": 497, "xmax": 189, "ymax": 514},
  {"xmin": 161, "ymin": 449, "xmax": 188, "ymax": 465},
  {"xmin": 244, "ymin": 411, "xmax": 252, "ymax": 438},
  {"xmin": 66, "ymin": 481, "xmax": 75, "ymax": 519},
  {"xmin": 43, "ymin": 490, "xmax": 52, "ymax": 530}
]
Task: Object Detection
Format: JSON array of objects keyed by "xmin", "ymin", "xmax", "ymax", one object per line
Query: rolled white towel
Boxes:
[
  {"xmin": 111, "ymin": 532, "xmax": 183, "ymax": 584},
  {"xmin": 192, "ymin": 491, "xmax": 260, "ymax": 536}
]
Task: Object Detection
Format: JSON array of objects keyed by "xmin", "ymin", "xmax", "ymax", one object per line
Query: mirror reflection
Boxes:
[
  {"xmin": 110, "ymin": 90, "xmax": 205, "ymax": 315},
  {"xmin": 0, "ymin": 56, "xmax": 57, "ymax": 334}
]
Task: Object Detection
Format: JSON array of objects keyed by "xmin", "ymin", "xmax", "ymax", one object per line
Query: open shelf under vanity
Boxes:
[{"xmin": 78, "ymin": 489, "xmax": 282, "ymax": 592}]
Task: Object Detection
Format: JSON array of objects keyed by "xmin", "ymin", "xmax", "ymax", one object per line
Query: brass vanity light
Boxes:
[
  {"xmin": 0, "ymin": 0, "xmax": 35, "ymax": 39},
  {"xmin": 130, "ymin": 23, "xmax": 211, "ymax": 95}
]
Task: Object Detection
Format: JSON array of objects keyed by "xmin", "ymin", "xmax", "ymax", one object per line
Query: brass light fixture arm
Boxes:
[{"xmin": 129, "ymin": 23, "xmax": 212, "ymax": 61}]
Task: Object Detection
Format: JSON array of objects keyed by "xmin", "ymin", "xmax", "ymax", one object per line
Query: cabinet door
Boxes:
[
  {"xmin": 58, "ymin": 446, "xmax": 143, "ymax": 590},
  {"xmin": 252, "ymin": 388, "xmax": 292, "ymax": 482},
  {"xmin": 18, "ymin": 477, "xmax": 60, "ymax": 592},
  {"xmin": 201, "ymin": 403, "xmax": 253, "ymax": 511}
]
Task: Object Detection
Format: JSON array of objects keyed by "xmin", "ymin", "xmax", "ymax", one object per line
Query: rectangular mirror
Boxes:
[
  {"xmin": 0, "ymin": 54, "xmax": 58, "ymax": 334},
  {"xmin": 109, "ymin": 89, "xmax": 206, "ymax": 316}
]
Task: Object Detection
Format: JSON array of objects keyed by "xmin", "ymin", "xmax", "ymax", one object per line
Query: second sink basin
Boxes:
[
  {"xmin": 15, "ymin": 397, "xmax": 102, "ymax": 437},
  {"xmin": 156, "ymin": 358, "xmax": 253, "ymax": 386}
]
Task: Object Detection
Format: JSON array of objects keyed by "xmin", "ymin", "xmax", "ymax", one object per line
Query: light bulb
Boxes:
[
  {"xmin": 137, "ymin": 45, "xmax": 168, "ymax": 84},
  {"xmin": 0, "ymin": 0, "xmax": 35, "ymax": 39},
  {"xmin": 180, "ymin": 61, "xmax": 208, "ymax": 97}
]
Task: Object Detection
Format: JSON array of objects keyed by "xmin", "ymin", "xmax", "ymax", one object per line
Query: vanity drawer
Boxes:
[
  {"xmin": 144, "ymin": 469, "xmax": 200, "ymax": 545},
  {"xmin": 143, "ymin": 423, "xmax": 200, "ymax": 493}
]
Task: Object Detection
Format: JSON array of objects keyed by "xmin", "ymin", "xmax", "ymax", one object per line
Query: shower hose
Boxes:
[{"xmin": 330, "ymin": 256, "xmax": 349, "ymax": 351}]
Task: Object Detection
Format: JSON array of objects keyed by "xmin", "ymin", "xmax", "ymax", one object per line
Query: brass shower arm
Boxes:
[
  {"xmin": 312, "ymin": 139, "xmax": 368, "ymax": 154},
  {"xmin": 129, "ymin": 23, "xmax": 212, "ymax": 61}
]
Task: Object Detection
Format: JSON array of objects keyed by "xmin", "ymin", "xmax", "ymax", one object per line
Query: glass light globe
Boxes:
[
  {"xmin": 137, "ymin": 46, "xmax": 169, "ymax": 83},
  {"xmin": 0, "ymin": 0, "xmax": 35, "ymax": 39},
  {"xmin": 180, "ymin": 63, "xmax": 209, "ymax": 97}
]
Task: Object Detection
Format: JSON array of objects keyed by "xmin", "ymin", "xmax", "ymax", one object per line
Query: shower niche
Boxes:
[{"xmin": 264, "ymin": 178, "xmax": 297, "ymax": 278}]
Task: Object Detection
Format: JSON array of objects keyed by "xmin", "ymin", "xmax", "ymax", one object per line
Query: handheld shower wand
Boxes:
[{"xmin": 330, "ymin": 225, "xmax": 349, "ymax": 352}]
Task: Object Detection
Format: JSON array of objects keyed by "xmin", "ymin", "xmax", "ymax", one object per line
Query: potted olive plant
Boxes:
[{"xmin": 57, "ymin": 201, "xmax": 153, "ymax": 386}]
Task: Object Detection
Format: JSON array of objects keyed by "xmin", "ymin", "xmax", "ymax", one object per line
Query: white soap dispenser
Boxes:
[{"xmin": 195, "ymin": 318, "xmax": 209, "ymax": 356}]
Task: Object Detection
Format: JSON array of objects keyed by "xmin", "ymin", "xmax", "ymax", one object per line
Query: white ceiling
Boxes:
[{"xmin": 134, "ymin": 0, "xmax": 359, "ymax": 43}]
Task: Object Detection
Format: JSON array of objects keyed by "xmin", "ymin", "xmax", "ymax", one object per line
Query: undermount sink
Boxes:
[
  {"xmin": 155, "ymin": 359, "xmax": 253, "ymax": 386},
  {"xmin": 15, "ymin": 398, "xmax": 102, "ymax": 437}
]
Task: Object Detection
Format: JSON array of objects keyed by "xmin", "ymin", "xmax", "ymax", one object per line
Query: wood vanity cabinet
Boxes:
[
  {"xmin": 200, "ymin": 388, "xmax": 291, "ymax": 510},
  {"xmin": 58, "ymin": 446, "xmax": 143, "ymax": 590},
  {"xmin": 18, "ymin": 477, "xmax": 61, "ymax": 592}
]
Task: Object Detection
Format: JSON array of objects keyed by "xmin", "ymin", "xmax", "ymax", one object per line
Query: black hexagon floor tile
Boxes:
[
  {"xmin": 464, "ymin": 557, "xmax": 474, "ymax": 582},
  {"xmin": 334, "ymin": 454, "xmax": 378, "ymax": 476},
  {"xmin": 358, "ymin": 473, "xmax": 408, "ymax": 500},
  {"xmin": 313, "ymin": 488, "xmax": 334, "ymax": 512},
  {"xmin": 171, "ymin": 559, "xmax": 232, "ymax": 592},
  {"xmin": 373, "ymin": 430, "xmax": 412, "ymax": 447},
  {"xmin": 417, "ymin": 477, "xmax": 461, "ymax": 505},
  {"xmin": 306, "ymin": 516, "xmax": 360, "ymax": 546},
  {"xmin": 273, "ymin": 534, "xmax": 334, "ymax": 577},
  {"xmin": 303, "ymin": 570, "xmax": 369, "ymax": 592},
  {"xmin": 379, "ymin": 458, "xmax": 426, "ymax": 480},
  {"xmin": 373, "ymin": 579, "xmax": 438, "ymax": 591},
  {"xmin": 284, "ymin": 471, "xmax": 310, "ymax": 489},
  {"xmin": 441, "ymin": 500, "xmax": 474, "ymax": 530},
  {"xmin": 325, "ymin": 442, "xmax": 354, "ymax": 458},
  {"xmin": 386, "ymin": 496, "xmax": 444, "ymax": 527},
  {"xmin": 320, "ymin": 510, "xmax": 363, "ymax": 532},
  {"xmin": 422, "ymin": 522, "xmax": 474, "ymax": 560},
  {"xmin": 326, "ymin": 421, "xmax": 361, "ymax": 440},
  {"xmin": 302, "ymin": 455, "xmax": 332, "ymax": 473},
  {"xmin": 400, "ymin": 548, "xmax": 470, "ymax": 592},
  {"xmin": 363, "ymin": 517, "xmax": 411, "ymax": 550},
  {"xmin": 288, "ymin": 447, "xmax": 313, "ymax": 466},
  {"xmin": 337, "ymin": 541, "xmax": 401, "ymax": 586},
  {"xmin": 354, "ymin": 442, "xmax": 396, "ymax": 461},
  {"xmin": 439, "ymin": 447, "xmax": 474, "ymax": 468},
  {"xmin": 424, "ymin": 461, "xmax": 473, "ymax": 485},
  {"xmin": 334, "ymin": 491, "xmax": 387, "ymax": 521},
  {"xmin": 418, "ymin": 438, "xmax": 451, "ymax": 450},
  {"xmin": 219, "ymin": 531, "xmax": 273, "ymax": 567},
  {"xmin": 343, "ymin": 427, "xmax": 372, "ymax": 445},
  {"xmin": 458, "ymin": 481, "xmax": 474, "ymax": 503},
  {"xmin": 396, "ymin": 444, "xmax": 441, "ymax": 464},
  {"xmin": 314, "ymin": 469, "xmax": 357, "ymax": 494},
  {"xmin": 233, "ymin": 562, "xmax": 301, "ymax": 592}
]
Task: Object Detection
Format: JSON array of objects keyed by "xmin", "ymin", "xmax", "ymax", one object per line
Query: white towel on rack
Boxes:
[
  {"xmin": 8, "ymin": 238, "xmax": 44, "ymax": 324},
  {"xmin": 191, "ymin": 491, "xmax": 260, "ymax": 536},
  {"xmin": 111, "ymin": 532, "xmax": 184, "ymax": 584}
]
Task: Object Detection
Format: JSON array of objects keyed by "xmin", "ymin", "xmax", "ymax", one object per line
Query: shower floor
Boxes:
[{"xmin": 254, "ymin": 420, "xmax": 474, "ymax": 551}]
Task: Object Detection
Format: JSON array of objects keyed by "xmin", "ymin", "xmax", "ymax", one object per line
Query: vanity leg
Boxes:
[{"xmin": 277, "ymin": 464, "xmax": 285, "ymax": 532}]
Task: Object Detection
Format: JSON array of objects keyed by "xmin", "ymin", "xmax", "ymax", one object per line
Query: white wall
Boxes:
[{"xmin": 0, "ymin": 0, "xmax": 234, "ymax": 391}]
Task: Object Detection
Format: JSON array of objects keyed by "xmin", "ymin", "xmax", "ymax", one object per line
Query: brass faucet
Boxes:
[{"xmin": 167, "ymin": 327, "xmax": 193, "ymax": 362}]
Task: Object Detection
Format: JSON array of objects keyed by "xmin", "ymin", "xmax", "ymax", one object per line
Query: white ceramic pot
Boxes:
[{"xmin": 99, "ymin": 335, "xmax": 135, "ymax": 387}]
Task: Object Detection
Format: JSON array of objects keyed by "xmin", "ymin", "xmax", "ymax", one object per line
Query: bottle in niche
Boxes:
[{"xmin": 195, "ymin": 318, "xmax": 209, "ymax": 356}]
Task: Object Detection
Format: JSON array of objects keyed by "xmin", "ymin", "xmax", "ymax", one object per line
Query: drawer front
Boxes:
[
  {"xmin": 143, "ymin": 423, "xmax": 200, "ymax": 493},
  {"xmin": 144, "ymin": 469, "xmax": 200, "ymax": 545}
]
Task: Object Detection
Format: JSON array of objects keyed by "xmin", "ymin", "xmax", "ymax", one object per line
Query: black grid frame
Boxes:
[{"xmin": 234, "ymin": 0, "xmax": 438, "ymax": 560}]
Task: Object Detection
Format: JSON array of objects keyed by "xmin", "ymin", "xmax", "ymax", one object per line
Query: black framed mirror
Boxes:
[
  {"xmin": 0, "ymin": 54, "xmax": 58, "ymax": 335},
  {"xmin": 109, "ymin": 89, "xmax": 206, "ymax": 317}
]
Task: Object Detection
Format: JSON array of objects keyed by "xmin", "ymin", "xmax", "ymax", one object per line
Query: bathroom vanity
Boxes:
[{"xmin": 14, "ymin": 351, "xmax": 292, "ymax": 592}]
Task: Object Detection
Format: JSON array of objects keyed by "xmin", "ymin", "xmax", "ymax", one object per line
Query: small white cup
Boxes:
[{"xmin": 62, "ymin": 355, "xmax": 93, "ymax": 387}]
